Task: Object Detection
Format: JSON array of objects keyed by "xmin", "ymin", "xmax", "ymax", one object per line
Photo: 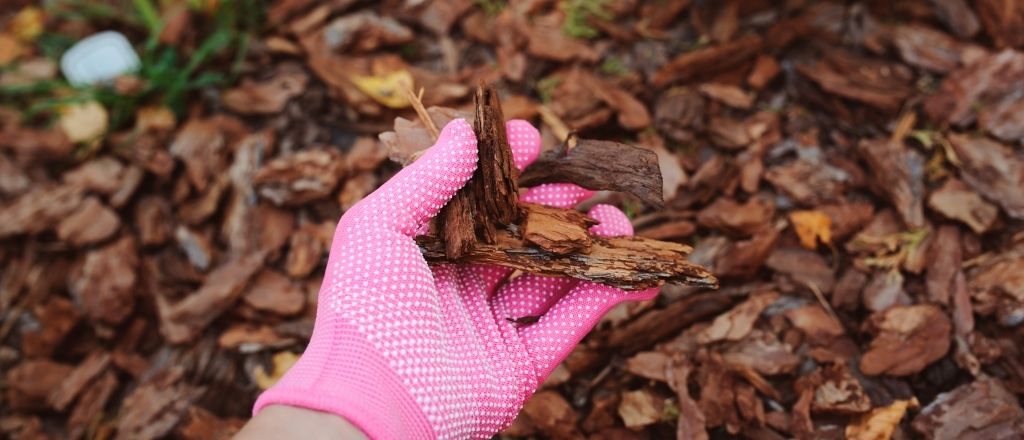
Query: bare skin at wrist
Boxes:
[{"xmin": 235, "ymin": 405, "xmax": 369, "ymax": 440}]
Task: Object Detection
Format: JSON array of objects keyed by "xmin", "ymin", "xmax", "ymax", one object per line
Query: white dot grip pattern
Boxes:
[{"xmin": 253, "ymin": 119, "xmax": 660, "ymax": 439}]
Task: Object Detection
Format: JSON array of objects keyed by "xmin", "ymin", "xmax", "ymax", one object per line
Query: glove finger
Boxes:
[
  {"xmin": 490, "ymin": 204, "xmax": 630, "ymax": 315},
  {"xmin": 493, "ymin": 275, "xmax": 577, "ymax": 321},
  {"xmin": 506, "ymin": 119, "xmax": 541, "ymax": 171},
  {"xmin": 586, "ymin": 204, "xmax": 633, "ymax": 236},
  {"xmin": 347, "ymin": 119, "xmax": 477, "ymax": 236},
  {"xmin": 520, "ymin": 183, "xmax": 595, "ymax": 209},
  {"xmin": 517, "ymin": 204, "xmax": 657, "ymax": 380}
]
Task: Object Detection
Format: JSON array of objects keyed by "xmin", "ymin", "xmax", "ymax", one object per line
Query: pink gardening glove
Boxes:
[{"xmin": 253, "ymin": 119, "xmax": 658, "ymax": 439}]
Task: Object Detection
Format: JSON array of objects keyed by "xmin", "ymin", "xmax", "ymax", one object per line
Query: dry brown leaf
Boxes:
[
  {"xmin": 253, "ymin": 351, "xmax": 300, "ymax": 390},
  {"xmin": 0, "ymin": 33, "xmax": 25, "ymax": 65},
  {"xmin": 846, "ymin": 398, "xmax": 918, "ymax": 440},
  {"xmin": 618, "ymin": 389, "xmax": 663, "ymax": 429},
  {"xmin": 789, "ymin": 210, "xmax": 832, "ymax": 249}
]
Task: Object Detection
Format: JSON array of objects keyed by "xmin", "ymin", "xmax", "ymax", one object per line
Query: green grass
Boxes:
[
  {"xmin": 535, "ymin": 75, "xmax": 562, "ymax": 103},
  {"xmin": 1, "ymin": 0, "xmax": 263, "ymax": 130},
  {"xmin": 474, "ymin": 0, "xmax": 506, "ymax": 17},
  {"xmin": 599, "ymin": 57, "xmax": 629, "ymax": 76},
  {"xmin": 562, "ymin": 0, "xmax": 611, "ymax": 39}
]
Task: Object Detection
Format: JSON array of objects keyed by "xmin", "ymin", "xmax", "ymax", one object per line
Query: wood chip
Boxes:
[{"xmin": 859, "ymin": 304, "xmax": 952, "ymax": 376}]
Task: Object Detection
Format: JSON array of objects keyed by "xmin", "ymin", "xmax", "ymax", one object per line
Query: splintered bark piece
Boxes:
[
  {"xmin": 421, "ymin": 84, "xmax": 715, "ymax": 290},
  {"xmin": 437, "ymin": 84, "xmax": 521, "ymax": 258},
  {"xmin": 419, "ymin": 204, "xmax": 717, "ymax": 290},
  {"xmin": 522, "ymin": 203, "xmax": 597, "ymax": 254},
  {"xmin": 519, "ymin": 135, "xmax": 664, "ymax": 208}
]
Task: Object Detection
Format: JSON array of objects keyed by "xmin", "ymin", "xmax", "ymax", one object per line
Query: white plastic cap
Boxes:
[{"xmin": 60, "ymin": 31, "xmax": 141, "ymax": 86}]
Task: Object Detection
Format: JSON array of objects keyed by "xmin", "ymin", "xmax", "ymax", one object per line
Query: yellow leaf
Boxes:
[
  {"xmin": 11, "ymin": 7, "xmax": 45, "ymax": 42},
  {"xmin": 845, "ymin": 398, "xmax": 918, "ymax": 440},
  {"xmin": 350, "ymin": 70, "xmax": 413, "ymax": 109},
  {"xmin": 59, "ymin": 101, "xmax": 109, "ymax": 143},
  {"xmin": 253, "ymin": 351, "xmax": 300, "ymax": 390},
  {"xmin": 0, "ymin": 34, "xmax": 26, "ymax": 66},
  {"xmin": 789, "ymin": 210, "xmax": 832, "ymax": 249}
]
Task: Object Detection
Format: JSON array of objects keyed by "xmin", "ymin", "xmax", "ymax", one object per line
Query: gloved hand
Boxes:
[{"xmin": 253, "ymin": 119, "xmax": 658, "ymax": 439}]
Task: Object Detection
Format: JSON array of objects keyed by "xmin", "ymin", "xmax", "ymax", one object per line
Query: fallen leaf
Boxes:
[
  {"xmin": 59, "ymin": 101, "xmax": 109, "ymax": 143},
  {"xmin": 253, "ymin": 351, "xmax": 300, "ymax": 390},
  {"xmin": 135, "ymin": 106, "xmax": 177, "ymax": 133},
  {"xmin": 846, "ymin": 398, "xmax": 918, "ymax": 440},
  {"xmin": 0, "ymin": 34, "xmax": 25, "ymax": 65},
  {"xmin": 350, "ymin": 69, "xmax": 413, "ymax": 108},
  {"xmin": 618, "ymin": 389, "xmax": 663, "ymax": 429},
  {"xmin": 11, "ymin": 7, "xmax": 44, "ymax": 42},
  {"xmin": 789, "ymin": 210, "xmax": 832, "ymax": 249}
]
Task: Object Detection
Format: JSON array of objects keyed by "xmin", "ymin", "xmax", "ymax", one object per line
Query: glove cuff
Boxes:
[{"xmin": 253, "ymin": 319, "xmax": 434, "ymax": 440}]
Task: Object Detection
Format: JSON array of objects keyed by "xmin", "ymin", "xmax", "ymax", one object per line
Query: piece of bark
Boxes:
[
  {"xmin": 767, "ymin": 247, "xmax": 836, "ymax": 294},
  {"xmin": 887, "ymin": 23, "xmax": 986, "ymax": 74},
  {"xmin": 63, "ymin": 156, "xmax": 125, "ymax": 195},
  {"xmin": 652, "ymin": 35, "xmax": 763, "ymax": 86},
  {"xmin": 928, "ymin": 178, "xmax": 999, "ymax": 234},
  {"xmin": 912, "ymin": 377, "xmax": 1024, "ymax": 439},
  {"xmin": 419, "ymin": 206, "xmax": 715, "ymax": 290},
  {"xmin": 222, "ymin": 67, "xmax": 308, "ymax": 114},
  {"xmin": 67, "ymin": 370, "xmax": 118, "ymax": 440},
  {"xmin": 699, "ymin": 83, "xmax": 755, "ymax": 109},
  {"xmin": 521, "ymin": 202, "xmax": 595, "ymax": 254},
  {"xmin": 928, "ymin": 0, "xmax": 980, "ymax": 37},
  {"xmin": 253, "ymin": 147, "xmax": 346, "ymax": 206},
  {"xmin": 926, "ymin": 225, "xmax": 962, "ymax": 306},
  {"xmin": 519, "ymin": 135, "xmax": 664, "ymax": 208},
  {"xmin": 48, "ymin": 351, "xmax": 110, "ymax": 411},
  {"xmin": 158, "ymin": 252, "xmax": 266, "ymax": 344},
  {"xmin": 176, "ymin": 406, "xmax": 245, "ymax": 440},
  {"xmin": 0, "ymin": 184, "xmax": 83, "ymax": 238},
  {"xmin": 811, "ymin": 362, "xmax": 871, "ymax": 414},
  {"xmin": 924, "ymin": 50, "xmax": 1024, "ymax": 142},
  {"xmin": 68, "ymin": 236, "xmax": 138, "ymax": 325},
  {"xmin": 654, "ymin": 87, "xmax": 704, "ymax": 143},
  {"xmin": 21, "ymin": 297, "xmax": 80, "ymax": 358},
  {"xmin": 284, "ymin": 222, "xmax": 330, "ymax": 278},
  {"xmin": 436, "ymin": 84, "xmax": 520, "ymax": 258},
  {"xmin": 667, "ymin": 357, "xmax": 709, "ymax": 440},
  {"xmin": 115, "ymin": 369, "xmax": 205, "ymax": 440},
  {"xmin": 5, "ymin": 360, "xmax": 74, "ymax": 411},
  {"xmin": 135, "ymin": 195, "xmax": 173, "ymax": 246},
  {"xmin": 976, "ymin": 0, "xmax": 1024, "ymax": 49},
  {"xmin": 747, "ymin": 55, "xmax": 780, "ymax": 89},
  {"xmin": 56, "ymin": 196, "xmax": 121, "ymax": 246},
  {"xmin": 859, "ymin": 304, "xmax": 951, "ymax": 376},
  {"xmin": 520, "ymin": 391, "xmax": 582, "ymax": 439},
  {"xmin": 947, "ymin": 134, "xmax": 1024, "ymax": 220},
  {"xmin": 697, "ymin": 198, "xmax": 773, "ymax": 237},
  {"xmin": 858, "ymin": 138, "xmax": 926, "ymax": 228},
  {"xmin": 796, "ymin": 50, "xmax": 914, "ymax": 112},
  {"xmin": 242, "ymin": 269, "xmax": 305, "ymax": 316},
  {"xmin": 608, "ymin": 292, "xmax": 733, "ymax": 351},
  {"xmin": 696, "ymin": 291, "xmax": 778, "ymax": 344},
  {"xmin": 217, "ymin": 323, "xmax": 295, "ymax": 352}
]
